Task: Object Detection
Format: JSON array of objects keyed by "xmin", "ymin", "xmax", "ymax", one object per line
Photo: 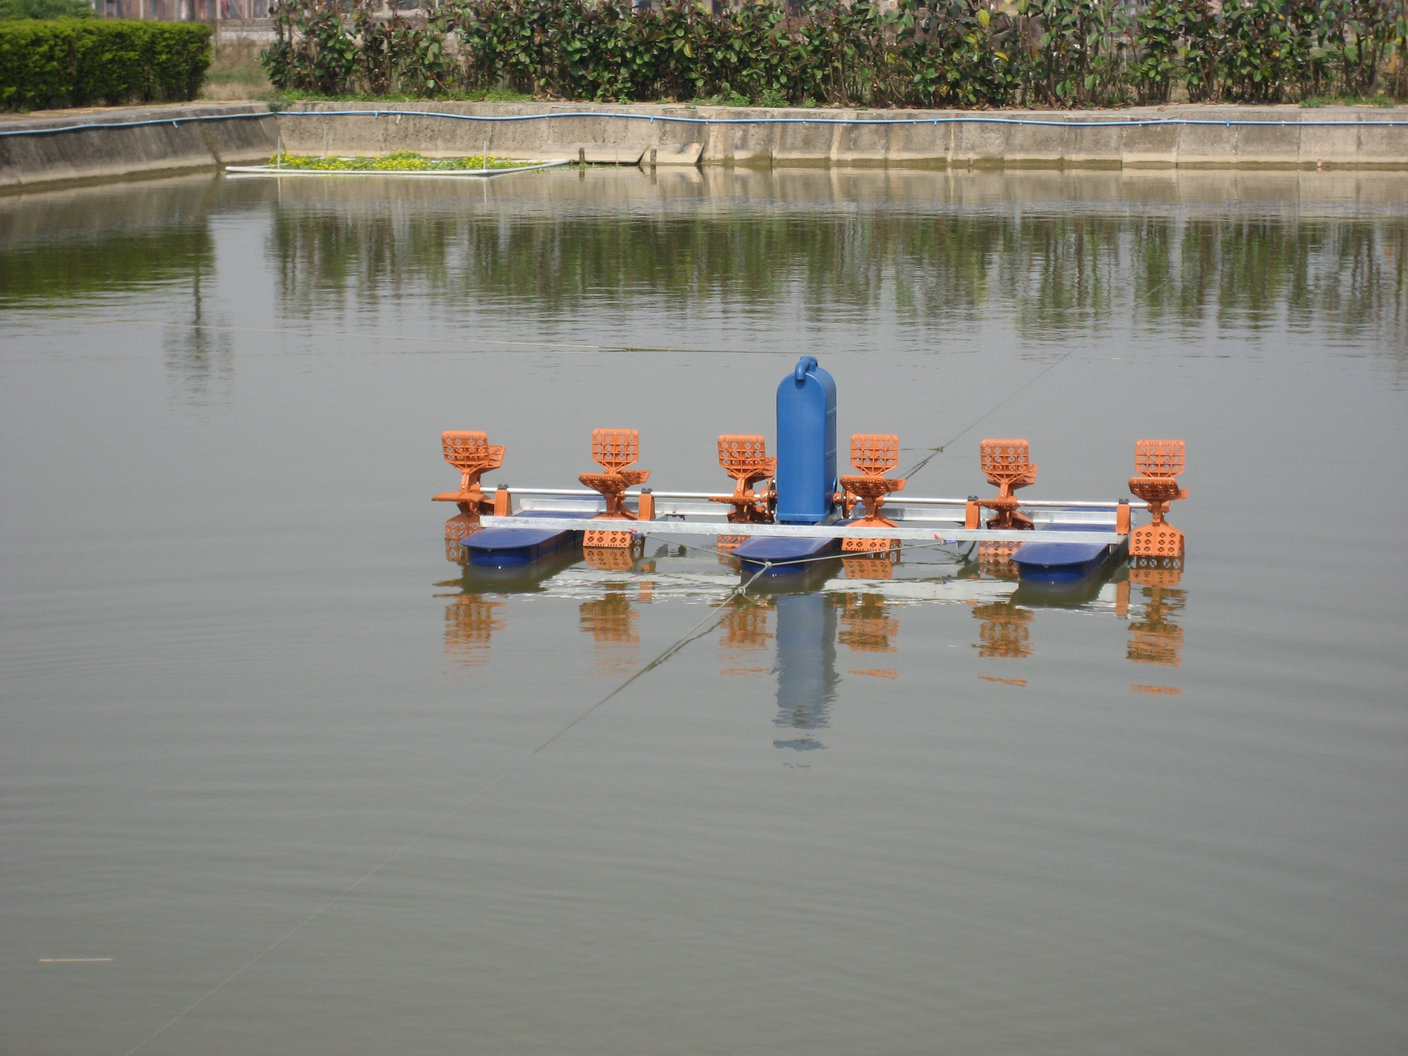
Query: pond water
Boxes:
[{"xmin": 1, "ymin": 166, "xmax": 1405, "ymax": 1056}]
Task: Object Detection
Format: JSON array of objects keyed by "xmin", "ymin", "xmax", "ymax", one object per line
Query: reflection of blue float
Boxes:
[{"xmin": 434, "ymin": 357, "xmax": 1186, "ymax": 586}]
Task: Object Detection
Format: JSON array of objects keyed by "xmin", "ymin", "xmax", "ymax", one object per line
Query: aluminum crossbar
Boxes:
[
  {"xmin": 496, "ymin": 486, "xmax": 1128, "ymax": 511},
  {"xmin": 478, "ymin": 515, "xmax": 1123, "ymax": 546}
]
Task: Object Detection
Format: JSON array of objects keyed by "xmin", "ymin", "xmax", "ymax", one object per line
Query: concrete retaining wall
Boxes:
[
  {"xmin": 0, "ymin": 104, "xmax": 278, "ymax": 192},
  {"xmin": 276, "ymin": 101, "xmax": 1408, "ymax": 170},
  {"xmin": 2, "ymin": 99, "xmax": 1405, "ymax": 192}
]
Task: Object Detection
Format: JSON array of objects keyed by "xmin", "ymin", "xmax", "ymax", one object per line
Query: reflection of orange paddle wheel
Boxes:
[
  {"xmin": 719, "ymin": 598, "xmax": 774, "ymax": 678},
  {"xmin": 722, "ymin": 598, "xmax": 773, "ymax": 649},
  {"xmin": 636, "ymin": 562, "xmax": 657, "ymax": 604},
  {"xmin": 1126, "ymin": 570, "xmax": 1186, "ymax": 669},
  {"xmin": 582, "ymin": 543, "xmax": 641, "ymax": 571},
  {"xmin": 444, "ymin": 595, "xmax": 503, "ymax": 667},
  {"xmin": 978, "ymin": 673, "xmax": 1028, "ymax": 688},
  {"xmin": 1127, "ymin": 625, "xmax": 1184, "ymax": 669},
  {"xmin": 971, "ymin": 600, "xmax": 1034, "ymax": 660},
  {"xmin": 978, "ymin": 541, "xmax": 1021, "ymax": 578},
  {"xmin": 842, "ymin": 548, "xmax": 899, "ymax": 579},
  {"xmin": 838, "ymin": 592, "xmax": 897, "ymax": 655},
  {"xmin": 579, "ymin": 591, "xmax": 638, "ymax": 675},
  {"xmin": 716, "ymin": 535, "xmax": 746, "ymax": 573}
]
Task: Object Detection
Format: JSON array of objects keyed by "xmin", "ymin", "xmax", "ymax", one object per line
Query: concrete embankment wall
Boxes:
[
  {"xmin": 275, "ymin": 100, "xmax": 1408, "ymax": 171},
  {"xmin": 0, "ymin": 104, "xmax": 277, "ymax": 192},
  {"xmin": 3, "ymin": 99, "xmax": 1406, "ymax": 192}
]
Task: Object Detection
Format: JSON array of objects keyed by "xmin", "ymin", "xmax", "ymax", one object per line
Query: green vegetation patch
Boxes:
[
  {"xmin": 0, "ymin": 0, "xmax": 96, "ymax": 18},
  {"xmin": 269, "ymin": 150, "xmax": 544, "ymax": 171},
  {"xmin": 0, "ymin": 18, "xmax": 210, "ymax": 110},
  {"xmin": 262, "ymin": 0, "xmax": 1407, "ymax": 109}
]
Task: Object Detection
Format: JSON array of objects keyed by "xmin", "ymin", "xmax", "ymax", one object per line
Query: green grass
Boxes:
[
  {"xmin": 200, "ymin": 39, "xmax": 274, "ymax": 101},
  {"xmin": 268, "ymin": 87, "xmax": 535, "ymax": 105},
  {"xmin": 1300, "ymin": 93, "xmax": 1400, "ymax": 107},
  {"xmin": 199, "ymin": 40, "xmax": 537, "ymax": 105}
]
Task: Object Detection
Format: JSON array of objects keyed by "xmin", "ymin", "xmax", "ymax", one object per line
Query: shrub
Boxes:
[
  {"xmin": 0, "ymin": 19, "xmax": 211, "ymax": 109},
  {"xmin": 257, "ymin": 0, "xmax": 1406, "ymax": 108}
]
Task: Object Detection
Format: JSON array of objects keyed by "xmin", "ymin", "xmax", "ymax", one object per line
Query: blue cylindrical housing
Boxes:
[{"xmin": 775, "ymin": 356, "xmax": 837, "ymax": 524}]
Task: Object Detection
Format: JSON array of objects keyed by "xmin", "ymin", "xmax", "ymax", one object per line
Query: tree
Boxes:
[{"xmin": 0, "ymin": 0, "xmax": 98, "ymax": 18}]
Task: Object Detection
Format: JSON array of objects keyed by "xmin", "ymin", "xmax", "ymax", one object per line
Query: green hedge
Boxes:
[
  {"xmin": 262, "ymin": 0, "xmax": 1407, "ymax": 108},
  {"xmin": 0, "ymin": 19, "xmax": 211, "ymax": 110}
]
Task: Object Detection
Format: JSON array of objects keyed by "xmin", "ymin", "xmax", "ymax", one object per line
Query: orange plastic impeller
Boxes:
[
  {"xmin": 839, "ymin": 433, "xmax": 906, "ymax": 553},
  {"xmin": 710, "ymin": 434, "xmax": 776, "ymax": 524},
  {"xmin": 579, "ymin": 428, "xmax": 651, "ymax": 548},
  {"xmin": 433, "ymin": 430, "xmax": 509, "ymax": 537},
  {"xmin": 1128, "ymin": 439, "xmax": 1187, "ymax": 558},
  {"xmin": 969, "ymin": 438, "xmax": 1037, "ymax": 531}
]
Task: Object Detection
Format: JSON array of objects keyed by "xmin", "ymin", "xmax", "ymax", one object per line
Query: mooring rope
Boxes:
[
  {"xmin": 899, "ymin": 270, "xmax": 1179, "ymax": 484},
  {"xmin": 120, "ymin": 554, "xmax": 775, "ymax": 1056},
  {"xmin": 529, "ymin": 559, "xmax": 775, "ymax": 750},
  {"xmin": 900, "ymin": 347, "xmax": 1077, "ymax": 482},
  {"xmin": 120, "ymin": 519, "xmax": 967, "ymax": 1055}
]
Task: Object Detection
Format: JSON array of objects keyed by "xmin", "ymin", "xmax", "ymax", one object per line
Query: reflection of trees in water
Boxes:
[
  {"xmin": 268, "ymin": 205, "xmax": 1407, "ymax": 357},
  {"xmin": 0, "ymin": 228, "xmax": 214, "ymax": 303},
  {"xmin": 163, "ymin": 250, "xmax": 234, "ymax": 407},
  {"xmin": 0, "ymin": 219, "xmax": 236, "ymax": 402}
]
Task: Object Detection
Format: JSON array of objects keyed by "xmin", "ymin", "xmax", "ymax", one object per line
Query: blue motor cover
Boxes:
[{"xmin": 775, "ymin": 356, "xmax": 837, "ymax": 524}]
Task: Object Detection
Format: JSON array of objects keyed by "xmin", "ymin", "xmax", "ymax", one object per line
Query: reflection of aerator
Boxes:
[{"xmin": 772, "ymin": 592, "xmax": 839, "ymax": 750}]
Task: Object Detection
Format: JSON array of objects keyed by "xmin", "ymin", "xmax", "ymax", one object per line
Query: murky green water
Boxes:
[{"xmin": 2, "ymin": 166, "xmax": 1405, "ymax": 1056}]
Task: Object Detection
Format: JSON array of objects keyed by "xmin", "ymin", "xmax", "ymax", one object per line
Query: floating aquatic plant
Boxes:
[{"xmin": 268, "ymin": 150, "xmax": 541, "ymax": 171}]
